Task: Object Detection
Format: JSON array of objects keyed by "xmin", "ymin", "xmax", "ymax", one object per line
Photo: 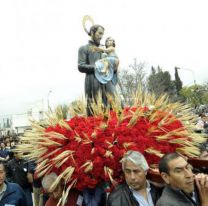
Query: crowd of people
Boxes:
[
  {"xmin": 195, "ymin": 113, "xmax": 208, "ymax": 163},
  {"xmin": 40, "ymin": 151, "xmax": 208, "ymax": 206},
  {"xmin": 195, "ymin": 113, "xmax": 208, "ymax": 135},
  {"xmin": 0, "ymin": 135, "xmax": 46, "ymax": 206},
  {"xmin": 0, "ymin": 137, "xmax": 208, "ymax": 206}
]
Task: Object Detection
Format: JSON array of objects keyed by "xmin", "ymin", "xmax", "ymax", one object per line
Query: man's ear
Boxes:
[{"xmin": 160, "ymin": 172, "xmax": 170, "ymax": 184}]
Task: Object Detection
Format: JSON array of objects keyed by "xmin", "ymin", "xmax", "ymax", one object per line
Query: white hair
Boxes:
[
  {"xmin": 42, "ymin": 172, "xmax": 58, "ymax": 191},
  {"xmin": 121, "ymin": 150, "xmax": 149, "ymax": 171}
]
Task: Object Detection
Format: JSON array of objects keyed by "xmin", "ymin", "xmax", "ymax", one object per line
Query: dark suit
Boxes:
[
  {"xmin": 156, "ymin": 185, "xmax": 200, "ymax": 206},
  {"xmin": 107, "ymin": 182, "xmax": 163, "ymax": 206}
]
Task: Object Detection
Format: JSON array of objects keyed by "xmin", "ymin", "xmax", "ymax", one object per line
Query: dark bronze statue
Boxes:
[{"xmin": 78, "ymin": 17, "xmax": 118, "ymax": 116}]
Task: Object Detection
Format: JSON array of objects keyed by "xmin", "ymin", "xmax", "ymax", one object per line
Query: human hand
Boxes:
[
  {"xmin": 195, "ymin": 173, "xmax": 208, "ymax": 206},
  {"xmin": 200, "ymin": 151, "xmax": 208, "ymax": 160}
]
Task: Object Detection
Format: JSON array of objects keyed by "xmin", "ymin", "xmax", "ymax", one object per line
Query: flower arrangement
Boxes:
[{"xmin": 17, "ymin": 92, "xmax": 204, "ymax": 204}]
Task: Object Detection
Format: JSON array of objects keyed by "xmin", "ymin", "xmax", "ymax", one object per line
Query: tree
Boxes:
[
  {"xmin": 174, "ymin": 67, "xmax": 183, "ymax": 95},
  {"xmin": 117, "ymin": 59, "xmax": 147, "ymax": 105},
  {"xmin": 180, "ymin": 84, "xmax": 208, "ymax": 107},
  {"xmin": 147, "ymin": 66, "xmax": 174, "ymax": 97},
  {"xmin": 202, "ymin": 82, "xmax": 208, "ymax": 104}
]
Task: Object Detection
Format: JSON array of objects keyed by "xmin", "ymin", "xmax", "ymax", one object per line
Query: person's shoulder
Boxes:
[
  {"xmin": 156, "ymin": 188, "xmax": 171, "ymax": 206},
  {"xmin": 108, "ymin": 183, "xmax": 128, "ymax": 199},
  {"xmin": 156, "ymin": 194, "xmax": 176, "ymax": 206},
  {"xmin": 7, "ymin": 158, "xmax": 15, "ymax": 165},
  {"xmin": 46, "ymin": 197, "xmax": 58, "ymax": 206},
  {"xmin": 156, "ymin": 186, "xmax": 177, "ymax": 206},
  {"xmin": 107, "ymin": 183, "xmax": 134, "ymax": 206},
  {"xmin": 156, "ymin": 197, "xmax": 172, "ymax": 206},
  {"xmin": 150, "ymin": 182, "xmax": 164, "ymax": 192},
  {"xmin": 3, "ymin": 182, "xmax": 26, "ymax": 205},
  {"xmin": 6, "ymin": 182, "xmax": 25, "ymax": 195},
  {"xmin": 7, "ymin": 182, "xmax": 22, "ymax": 190}
]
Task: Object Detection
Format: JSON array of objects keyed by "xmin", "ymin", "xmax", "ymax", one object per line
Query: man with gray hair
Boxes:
[
  {"xmin": 42, "ymin": 172, "xmax": 106, "ymax": 206},
  {"xmin": 107, "ymin": 150, "xmax": 163, "ymax": 206},
  {"xmin": 42, "ymin": 172, "xmax": 85, "ymax": 206}
]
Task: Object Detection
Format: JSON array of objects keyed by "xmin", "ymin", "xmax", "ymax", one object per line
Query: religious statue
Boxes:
[{"xmin": 78, "ymin": 16, "xmax": 118, "ymax": 116}]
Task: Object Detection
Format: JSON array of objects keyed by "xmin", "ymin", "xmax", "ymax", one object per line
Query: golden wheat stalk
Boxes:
[
  {"xmin": 64, "ymin": 167, "xmax": 75, "ymax": 183},
  {"xmin": 49, "ymin": 167, "xmax": 74, "ymax": 193},
  {"xmin": 81, "ymin": 161, "xmax": 93, "ymax": 173},
  {"xmin": 104, "ymin": 150, "xmax": 113, "ymax": 158},
  {"xmin": 104, "ymin": 166, "xmax": 117, "ymax": 186},
  {"xmin": 58, "ymin": 179, "xmax": 77, "ymax": 206},
  {"xmin": 37, "ymin": 148, "xmax": 62, "ymax": 163},
  {"xmin": 52, "ymin": 150, "xmax": 74, "ymax": 162},
  {"xmin": 176, "ymin": 147, "xmax": 200, "ymax": 157},
  {"xmin": 37, "ymin": 164, "xmax": 53, "ymax": 178},
  {"xmin": 145, "ymin": 148, "xmax": 163, "ymax": 157},
  {"xmin": 127, "ymin": 107, "xmax": 145, "ymax": 127}
]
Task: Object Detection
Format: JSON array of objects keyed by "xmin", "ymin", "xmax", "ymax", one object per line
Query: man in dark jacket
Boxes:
[
  {"xmin": 78, "ymin": 24, "xmax": 117, "ymax": 116},
  {"xmin": 107, "ymin": 151, "xmax": 163, "ymax": 206},
  {"xmin": 0, "ymin": 161, "xmax": 27, "ymax": 205},
  {"xmin": 6, "ymin": 151, "xmax": 33, "ymax": 206},
  {"xmin": 0, "ymin": 142, "xmax": 9, "ymax": 162},
  {"xmin": 156, "ymin": 152, "xmax": 208, "ymax": 206}
]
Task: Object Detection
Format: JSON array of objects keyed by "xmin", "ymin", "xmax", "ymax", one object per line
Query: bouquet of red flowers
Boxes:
[{"xmin": 17, "ymin": 94, "xmax": 203, "ymax": 203}]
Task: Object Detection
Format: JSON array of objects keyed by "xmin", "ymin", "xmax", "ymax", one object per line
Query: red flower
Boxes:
[{"xmin": 35, "ymin": 105, "xmax": 196, "ymax": 190}]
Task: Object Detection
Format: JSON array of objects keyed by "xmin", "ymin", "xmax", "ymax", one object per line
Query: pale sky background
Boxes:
[{"xmin": 0, "ymin": 0, "xmax": 208, "ymax": 118}]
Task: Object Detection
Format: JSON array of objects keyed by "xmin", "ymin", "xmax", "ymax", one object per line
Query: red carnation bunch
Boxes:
[{"xmin": 32, "ymin": 105, "xmax": 199, "ymax": 191}]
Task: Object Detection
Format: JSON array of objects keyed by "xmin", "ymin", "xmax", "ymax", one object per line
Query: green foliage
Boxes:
[
  {"xmin": 147, "ymin": 66, "xmax": 175, "ymax": 97},
  {"xmin": 174, "ymin": 67, "xmax": 183, "ymax": 94},
  {"xmin": 180, "ymin": 84, "xmax": 208, "ymax": 107},
  {"xmin": 118, "ymin": 60, "xmax": 207, "ymax": 107}
]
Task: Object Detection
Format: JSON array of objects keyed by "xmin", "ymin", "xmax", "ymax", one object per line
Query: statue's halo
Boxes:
[{"xmin": 82, "ymin": 15, "xmax": 94, "ymax": 35}]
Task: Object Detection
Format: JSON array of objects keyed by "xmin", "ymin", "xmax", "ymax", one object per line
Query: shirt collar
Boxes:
[
  {"xmin": 0, "ymin": 182, "xmax": 7, "ymax": 193},
  {"xmin": 129, "ymin": 180, "xmax": 151, "ymax": 192}
]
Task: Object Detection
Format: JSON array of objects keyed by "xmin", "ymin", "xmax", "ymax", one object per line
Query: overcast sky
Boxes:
[{"xmin": 0, "ymin": 0, "xmax": 208, "ymax": 117}]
